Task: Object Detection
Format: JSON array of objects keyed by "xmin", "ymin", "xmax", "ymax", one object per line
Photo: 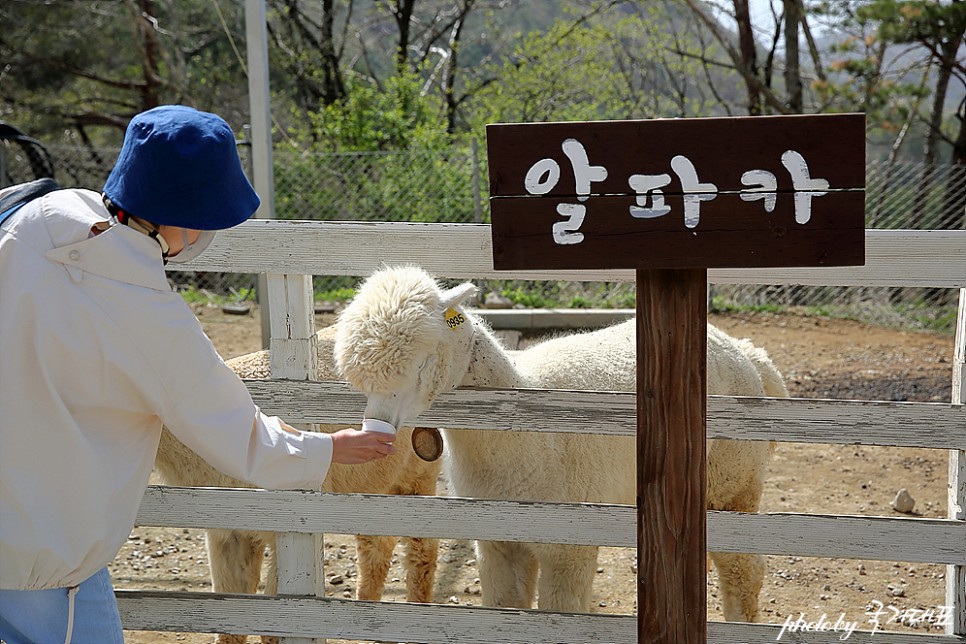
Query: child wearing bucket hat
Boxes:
[
  {"xmin": 0, "ymin": 105, "xmax": 394, "ymax": 644},
  {"xmin": 101, "ymin": 104, "xmax": 261, "ymax": 264}
]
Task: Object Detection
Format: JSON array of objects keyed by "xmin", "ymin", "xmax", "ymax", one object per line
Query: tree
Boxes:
[
  {"xmin": 840, "ymin": 0, "xmax": 965, "ymax": 229},
  {"xmin": 864, "ymin": 1, "xmax": 964, "ymax": 159},
  {"xmin": 0, "ymin": 0, "xmax": 251, "ymax": 146},
  {"xmin": 467, "ymin": 3, "xmax": 712, "ymax": 129},
  {"xmin": 267, "ymin": 0, "xmax": 348, "ymax": 113},
  {"xmin": 736, "ymin": 0, "xmax": 764, "ymax": 114},
  {"xmin": 783, "ymin": 0, "xmax": 805, "ymax": 111},
  {"xmin": 676, "ymin": 0, "xmax": 796, "ymax": 115}
]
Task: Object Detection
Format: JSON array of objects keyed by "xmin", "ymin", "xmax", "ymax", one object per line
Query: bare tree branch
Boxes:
[{"xmin": 679, "ymin": 0, "xmax": 791, "ymax": 114}]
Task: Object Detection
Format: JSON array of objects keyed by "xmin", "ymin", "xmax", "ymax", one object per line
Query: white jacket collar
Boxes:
[{"xmin": 46, "ymin": 223, "xmax": 172, "ymax": 291}]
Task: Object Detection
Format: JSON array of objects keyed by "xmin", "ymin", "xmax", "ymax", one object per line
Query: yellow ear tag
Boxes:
[{"xmin": 444, "ymin": 307, "xmax": 466, "ymax": 330}]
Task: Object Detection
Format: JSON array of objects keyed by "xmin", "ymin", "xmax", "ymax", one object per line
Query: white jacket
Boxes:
[{"xmin": 0, "ymin": 189, "xmax": 333, "ymax": 590}]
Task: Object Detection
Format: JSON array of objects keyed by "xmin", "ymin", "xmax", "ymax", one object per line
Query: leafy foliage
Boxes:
[
  {"xmin": 811, "ymin": 0, "xmax": 965, "ymax": 162},
  {"xmin": 0, "ymin": 0, "xmax": 252, "ymax": 144},
  {"xmin": 467, "ymin": 4, "xmax": 718, "ymax": 132},
  {"xmin": 298, "ymin": 71, "xmax": 451, "ymax": 152},
  {"xmin": 2, "ymin": 0, "xmax": 961, "ymax": 167}
]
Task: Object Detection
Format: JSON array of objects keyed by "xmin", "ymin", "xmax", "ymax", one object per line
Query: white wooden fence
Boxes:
[{"xmin": 118, "ymin": 223, "xmax": 966, "ymax": 644}]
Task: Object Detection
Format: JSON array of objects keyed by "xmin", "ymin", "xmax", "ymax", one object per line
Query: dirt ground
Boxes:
[{"xmin": 117, "ymin": 305, "xmax": 961, "ymax": 643}]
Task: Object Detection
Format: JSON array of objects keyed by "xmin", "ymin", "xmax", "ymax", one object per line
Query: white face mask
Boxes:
[{"xmin": 166, "ymin": 228, "xmax": 216, "ymax": 264}]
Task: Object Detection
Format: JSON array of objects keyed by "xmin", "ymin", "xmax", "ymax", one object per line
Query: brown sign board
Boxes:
[{"xmin": 487, "ymin": 114, "xmax": 866, "ymax": 270}]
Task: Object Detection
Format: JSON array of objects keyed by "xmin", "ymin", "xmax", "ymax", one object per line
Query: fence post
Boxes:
[
  {"xmin": 637, "ymin": 268, "xmax": 708, "ymax": 642},
  {"xmin": 245, "ymin": 0, "xmax": 275, "ymax": 350},
  {"xmin": 266, "ymin": 272, "xmax": 323, "ymax": 644},
  {"xmin": 240, "ymin": 123, "xmax": 272, "ymax": 350},
  {"xmin": 276, "ymin": 532, "xmax": 322, "ymax": 644},
  {"xmin": 948, "ymin": 287, "xmax": 966, "ymax": 636}
]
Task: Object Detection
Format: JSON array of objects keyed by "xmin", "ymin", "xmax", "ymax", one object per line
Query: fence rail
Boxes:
[
  {"xmin": 115, "ymin": 590, "xmax": 966, "ymax": 644},
  {"xmin": 244, "ymin": 378, "xmax": 966, "ymax": 449},
  {"xmin": 134, "ymin": 486, "xmax": 966, "ymax": 564},
  {"xmin": 182, "ymin": 223, "xmax": 966, "ymax": 288}
]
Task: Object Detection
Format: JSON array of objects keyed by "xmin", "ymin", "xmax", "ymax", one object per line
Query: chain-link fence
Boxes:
[
  {"xmin": 3, "ymin": 137, "xmax": 963, "ymax": 332},
  {"xmin": 711, "ymin": 157, "xmax": 964, "ymax": 332}
]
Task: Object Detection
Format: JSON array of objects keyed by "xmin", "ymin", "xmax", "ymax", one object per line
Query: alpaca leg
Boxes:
[
  {"xmin": 709, "ymin": 550, "xmax": 765, "ymax": 622},
  {"xmin": 206, "ymin": 529, "xmax": 266, "ymax": 644},
  {"xmin": 535, "ymin": 544, "xmax": 599, "ymax": 612},
  {"xmin": 403, "ymin": 535, "xmax": 439, "ymax": 603},
  {"xmin": 355, "ymin": 534, "xmax": 398, "ymax": 601},
  {"xmin": 477, "ymin": 540, "xmax": 537, "ymax": 608},
  {"xmin": 400, "ymin": 467, "xmax": 440, "ymax": 603},
  {"xmin": 707, "ymin": 440, "xmax": 769, "ymax": 622}
]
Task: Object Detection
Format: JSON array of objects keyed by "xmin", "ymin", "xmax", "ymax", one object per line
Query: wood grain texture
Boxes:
[
  {"xmin": 116, "ymin": 590, "xmax": 635, "ymax": 643},
  {"xmin": 486, "ymin": 114, "xmax": 866, "ymax": 197},
  {"xmin": 243, "ymin": 380, "xmax": 966, "ymax": 449},
  {"xmin": 135, "ymin": 487, "xmax": 966, "ymax": 564},
  {"xmin": 115, "ymin": 591, "xmax": 966, "ymax": 643},
  {"xmin": 487, "ymin": 115, "xmax": 864, "ymax": 270},
  {"xmin": 490, "ymin": 192, "xmax": 865, "ymax": 269},
  {"xmin": 636, "ymin": 269, "xmax": 708, "ymax": 643}
]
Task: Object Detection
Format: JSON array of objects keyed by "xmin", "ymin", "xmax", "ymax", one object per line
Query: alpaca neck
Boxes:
[{"xmin": 461, "ymin": 320, "xmax": 529, "ymax": 389}]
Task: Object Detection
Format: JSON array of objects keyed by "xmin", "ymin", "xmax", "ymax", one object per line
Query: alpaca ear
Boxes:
[{"xmin": 440, "ymin": 282, "xmax": 478, "ymax": 311}]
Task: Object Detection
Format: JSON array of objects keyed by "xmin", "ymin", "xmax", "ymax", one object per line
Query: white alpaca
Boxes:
[
  {"xmin": 334, "ymin": 265, "xmax": 788, "ymax": 622},
  {"xmin": 154, "ymin": 324, "xmax": 441, "ymax": 644}
]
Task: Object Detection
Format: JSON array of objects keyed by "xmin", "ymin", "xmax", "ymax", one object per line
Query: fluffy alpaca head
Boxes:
[{"xmin": 334, "ymin": 265, "xmax": 477, "ymax": 427}]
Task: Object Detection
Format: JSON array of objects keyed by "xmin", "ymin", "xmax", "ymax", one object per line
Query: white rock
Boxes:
[{"xmin": 891, "ymin": 488, "xmax": 915, "ymax": 514}]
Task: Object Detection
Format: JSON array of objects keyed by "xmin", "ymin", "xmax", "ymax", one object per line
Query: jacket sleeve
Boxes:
[{"xmin": 149, "ymin": 300, "xmax": 333, "ymax": 490}]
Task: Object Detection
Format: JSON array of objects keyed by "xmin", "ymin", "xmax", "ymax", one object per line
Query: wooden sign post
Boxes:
[{"xmin": 486, "ymin": 114, "xmax": 866, "ymax": 643}]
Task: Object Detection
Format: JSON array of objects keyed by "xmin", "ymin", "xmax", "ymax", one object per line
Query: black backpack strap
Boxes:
[{"xmin": 0, "ymin": 178, "xmax": 60, "ymax": 225}]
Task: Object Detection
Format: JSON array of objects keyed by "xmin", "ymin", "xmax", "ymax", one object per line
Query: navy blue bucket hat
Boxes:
[{"xmin": 103, "ymin": 105, "xmax": 260, "ymax": 230}]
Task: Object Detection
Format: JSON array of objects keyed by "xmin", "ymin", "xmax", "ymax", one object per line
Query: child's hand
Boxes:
[{"xmin": 330, "ymin": 428, "xmax": 395, "ymax": 464}]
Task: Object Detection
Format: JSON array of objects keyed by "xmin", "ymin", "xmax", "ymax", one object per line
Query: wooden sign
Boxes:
[
  {"xmin": 487, "ymin": 114, "xmax": 866, "ymax": 270},
  {"xmin": 486, "ymin": 114, "xmax": 866, "ymax": 644}
]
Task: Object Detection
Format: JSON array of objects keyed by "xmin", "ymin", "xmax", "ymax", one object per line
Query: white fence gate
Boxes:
[{"xmin": 117, "ymin": 222, "xmax": 966, "ymax": 644}]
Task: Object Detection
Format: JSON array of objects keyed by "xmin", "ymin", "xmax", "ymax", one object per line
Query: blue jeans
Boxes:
[{"xmin": 0, "ymin": 567, "xmax": 123, "ymax": 644}]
